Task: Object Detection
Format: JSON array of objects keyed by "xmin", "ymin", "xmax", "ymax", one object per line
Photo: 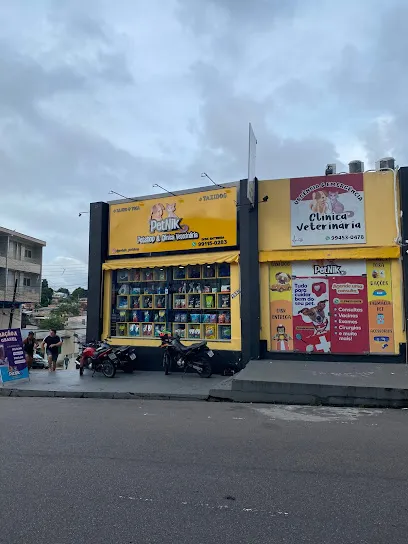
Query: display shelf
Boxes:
[
  {"xmin": 203, "ymin": 264, "xmax": 216, "ymax": 279},
  {"xmin": 187, "ymin": 294, "xmax": 201, "ymax": 309},
  {"xmin": 141, "ymin": 295, "xmax": 153, "ymax": 309},
  {"xmin": 153, "ymin": 294, "xmax": 166, "ymax": 309},
  {"xmin": 173, "ymin": 323, "xmax": 187, "ymax": 338},
  {"xmin": 130, "ymin": 295, "xmax": 141, "ymax": 309},
  {"xmin": 203, "ymin": 323, "xmax": 216, "ymax": 340},
  {"xmin": 187, "ymin": 265, "xmax": 201, "ymax": 279},
  {"xmin": 173, "ymin": 267, "xmax": 186, "ymax": 280},
  {"xmin": 117, "ymin": 295, "xmax": 130, "ymax": 309},
  {"xmin": 217, "ymin": 293, "xmax": 231, "ymax": 309},
  {"xmin": 129, "ymin": 323, "xmax": 141, "ymax": 337},
  {"xmin": 202, "ymin": 293, "xmax": 216, "ymax": 310},
  {"xmin": 187, "ymin": 324, "xmax": 202, "ymax": 339},
  {"xmin": 217, "ymin": 263, "xmax": 230, "ymax": 278},
  {"xmin": 218, "ymin": 324, "xmax": 232, "ymax": 341},
  {"xmin": 173, "ymin": 294, "xmax": 187, "ymax": 309},
  {"xmin": 116, "ymin": 323, "xmax": 128, "ymax": 337}
]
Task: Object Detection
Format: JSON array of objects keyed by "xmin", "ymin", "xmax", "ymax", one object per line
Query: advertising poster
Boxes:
[
  {"xmin": 109, "ymin": 187, "xmax": 237, "ymax": 256},
  {"xmin": 292, "ymin": 277, "xmax": 331, "ymax": 353},
  {"xmin": 0, "ymin": 329, "xmax": 29, "ymax": 384},
  {"xmin": 330, "ymin": 276, "xmax": 369, "ymax": 354},
  {"xmin": 290, "ymin": 174, "xmax": 366, "ymax": 246},
  {"xmin": 367, "ymin": 260, "xmax": 395, "ymax": 353},
  {"xmin": 269, "ymin": 262, "xmax": 293, "ymax": 351}
]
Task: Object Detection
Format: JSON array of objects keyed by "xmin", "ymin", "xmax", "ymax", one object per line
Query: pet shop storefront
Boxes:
[
  {"xmin": 99, "ymin": 185, "xmax": 242, "ymax": 369},
  {"xmin": 257, "ymin": 170, "xmax": 405, "ymax": 360}
]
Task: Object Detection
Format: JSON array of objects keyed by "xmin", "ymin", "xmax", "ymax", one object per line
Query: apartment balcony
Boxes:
[
  {"xmin": 0, "ymin": 286, "xmax": 41, "ymax": 304},
  {"xmin": 0, "ymin": 256, "xmax": 41, "ymax": 275}
]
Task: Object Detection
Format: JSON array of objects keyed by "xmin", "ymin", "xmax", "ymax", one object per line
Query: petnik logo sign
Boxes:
[
  {"xmin": 108, "ymin": 187, "xmax": 238, "ymax": 255},
  {"xmin": 290, "ymin": 173, "xmax": 366, "ymax": 247},
  {"xmin": 313, "ymin": 264, "xmax": 346, "ymax": 276},
  {"xmin": 150, "ymin": 216, "xmax": 181, "ymax": 233}
]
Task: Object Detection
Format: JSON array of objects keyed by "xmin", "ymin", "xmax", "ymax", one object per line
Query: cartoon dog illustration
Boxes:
[
  {"xmin": 298, "ymin": 300, "xmax": 328, "ymax": 326},
  {"xmin": 270, "ymin": 272, "xmax": 292, "ymax": 292},
  {"xmin": 150, "ymin": 203, "xmax": 165, "ymax": 220},
  {"xmin": 310, "ymin": 191, "xmax": 329, "ymax": 214}
]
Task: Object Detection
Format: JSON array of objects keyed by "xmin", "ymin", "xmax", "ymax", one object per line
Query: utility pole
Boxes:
[{"xmin": 8, "ymin": 279, "xmax": 18, "ymax": 329}]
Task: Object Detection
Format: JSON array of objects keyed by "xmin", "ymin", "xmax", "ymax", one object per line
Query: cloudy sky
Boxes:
[{"xmin": 1, "ymin": 0, "xmax": 405, "ymax": 289}]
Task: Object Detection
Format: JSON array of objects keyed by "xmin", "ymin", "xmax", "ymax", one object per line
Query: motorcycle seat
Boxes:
[{"xmin": 175, "ymin": 340, "xmax": 207, "ymax": 352}]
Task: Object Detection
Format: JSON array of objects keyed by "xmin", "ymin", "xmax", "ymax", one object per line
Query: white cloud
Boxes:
[{"xmin": 0, "ymin": 0, "xmax": 406, "ymax": 288}]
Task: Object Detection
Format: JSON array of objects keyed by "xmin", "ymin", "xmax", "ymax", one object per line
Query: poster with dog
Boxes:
[
  {"xmin": 292, "ymin": 278, "xmax": 331, "ymax": 353},
  {"xmin": 290, "ymin": 174, "xmax": 366, "ymax": 247},
  {"xmin": 269, "ymin": 263, "xmax": 294, "ymax": 351}
]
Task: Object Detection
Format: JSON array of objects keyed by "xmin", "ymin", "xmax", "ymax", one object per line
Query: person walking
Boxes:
[
  {"xmin": 23, "ymin": 331, "xmax": 38, "ymax": 371},
  {"xmin": 42, "ymin": 329, "xmax": 63, "ymax": 372},
  {"xmin": 64, "ymin": 354, "xmax": 69, "ymax": 370}
]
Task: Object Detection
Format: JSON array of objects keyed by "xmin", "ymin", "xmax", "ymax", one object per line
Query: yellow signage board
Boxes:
[{"xmin": 109, "ymin": 187, "xmax": 237, "ymax": 256}]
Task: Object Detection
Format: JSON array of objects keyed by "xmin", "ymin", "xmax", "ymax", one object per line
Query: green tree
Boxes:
[
  {"xmin": 41, "ymin": 315, "xmax": 66, "ymax": 330},
  {"xmin": 54, "ymin": 301, "xmax": 80, "ymax": 319},
  {"xmin": 41, "ymin": 279, "xmax": 54, "ymax": 307},
  {"xmin": 71, "ymin": 287, "xmax": 88, "ymax": 300},
  {"xmin": 57, "ymin": 288, "xmax": 70, "ymax": 296}
]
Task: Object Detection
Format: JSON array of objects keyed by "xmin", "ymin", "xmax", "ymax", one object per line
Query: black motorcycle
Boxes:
[
  {"xmin": 111, "ymin": 345, "xmax": 137, "ymax": 373},
  {"xmin": 159, "ymin": 332, "xmax": 213, "ymax": 378}
]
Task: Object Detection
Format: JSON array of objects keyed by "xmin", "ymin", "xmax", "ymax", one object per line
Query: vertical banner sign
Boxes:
[
  {"xmin": 269, "ymin": 263, "xmax": 293, "ymax": 351},
  {"xmin": 292, "ymin": 277, "xmax": 331, "ymax": 353},
  {"xmin": 0, "ymin": 329, "xmax": 29, "ymax": 384},
  {"xmin": 330, "ymin": 277, "xmax": 369, "ymax": 354},
  {"xmin": 247, "ymin": 123, "xmax": 257, "ymax": 207},
  {"xmin": 290, "ymin": 174, "xmax": 366, "ymax": 246},
  {"xmin": 367, "ymin": 260, "xmax": 395, "ymax": 353}
]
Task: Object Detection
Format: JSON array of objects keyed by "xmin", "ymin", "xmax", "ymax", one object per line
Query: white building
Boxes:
[{"xmin": 0, "ymin": 227, "xmax": 46, "ymax": 329}]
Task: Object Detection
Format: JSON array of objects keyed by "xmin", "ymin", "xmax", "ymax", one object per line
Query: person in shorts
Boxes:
[
  {"xmin": 23, "ymin": 331, "xmax": 38, "ymax": 371},
  {"xmin": 42, "ymin": 329, "xmax": 62, "ymax": 372}
]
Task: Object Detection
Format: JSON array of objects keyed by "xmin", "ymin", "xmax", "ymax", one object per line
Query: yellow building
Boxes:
[{"xmin": 258, "ymin": 170, "xmax": 403, "ymax": 358}]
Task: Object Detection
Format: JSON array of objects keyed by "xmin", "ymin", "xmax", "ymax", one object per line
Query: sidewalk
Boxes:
[
  {"xmin": 0, "ymin": 369, "xmax": 226, "ymax": 401},
  {"xmin": 208, "ymin": 360, "xmax": 408, "ymax": 408}
]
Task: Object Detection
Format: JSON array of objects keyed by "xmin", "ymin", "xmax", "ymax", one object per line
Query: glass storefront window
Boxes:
[{"xmin": 110, "ymin": 264, "xmax": 232, "ymax": 341}]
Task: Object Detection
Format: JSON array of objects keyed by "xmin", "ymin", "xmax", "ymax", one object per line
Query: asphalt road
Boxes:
[{"xmin": 1, "ymin": 399, "xmax": 407, "ymax": 544}]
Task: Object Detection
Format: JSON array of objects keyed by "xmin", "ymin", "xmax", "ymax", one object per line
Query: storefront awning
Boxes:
[
  {"xmin": 259, "ymin": 246, "xmax": 400, "ymax": 262},
  {"xmin": 102, "ymin": 251, "xmax": 240, "ymax": 271}
]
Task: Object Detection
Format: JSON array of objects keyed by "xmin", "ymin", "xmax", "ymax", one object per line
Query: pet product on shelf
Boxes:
[
  {"xmin": 129, "ymin": 324, "xmax": 140, "ymax": 336},
  {"xmin": 118, "ymin": 284, "xmax": 129, "ymax": 295}
]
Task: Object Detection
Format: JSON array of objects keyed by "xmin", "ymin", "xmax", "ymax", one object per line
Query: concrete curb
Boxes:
[{"xmin": 0, "ymin": 388, "xmax": 209, "ymax": 401}]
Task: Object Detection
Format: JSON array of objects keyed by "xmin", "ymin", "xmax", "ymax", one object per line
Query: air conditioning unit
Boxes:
[
  {"xmin": 349, "ymin": 160, "xmax": 364, "ymax": 174},
  {"xmin": 325, "ymin": 163, "xmax": 336, "ymax": 176},
  {"xmin": 376, "ymin": 157, "xmax": 395, "ymax": 171}
]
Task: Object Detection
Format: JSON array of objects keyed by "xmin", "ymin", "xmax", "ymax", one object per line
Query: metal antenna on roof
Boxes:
[
  {"xmin": 109, "ymin": 190, "xmax": 132, "ymax": 200},
  {"xmin": 201, "ymin": 172, "xmax": 225, "ymax": 189},
  {"xmin": 152, "ymin": 184, "xmax": 177, "ymax": 197}
]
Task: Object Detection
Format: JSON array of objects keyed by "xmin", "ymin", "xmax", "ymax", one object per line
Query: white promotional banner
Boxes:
[{"xmin": 290, "ymin": 174, "xmax": 366, "ymax": 246}]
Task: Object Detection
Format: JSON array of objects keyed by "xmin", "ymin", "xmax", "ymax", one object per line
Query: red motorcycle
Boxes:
[{"xmin": 75, "ymin": 341, "xmax": 117, "ymax": 378}]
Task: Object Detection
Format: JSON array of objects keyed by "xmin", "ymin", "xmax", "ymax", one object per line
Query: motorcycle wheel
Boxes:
[
  {"xmin": 163, "ymin": 352, "xmax": 171, "ymax": 375},
  {"xmin": 198, "ymin": 360, "xmax": 212, "ymax": 378},
  {"xmin": 102, "ymin": 360, "xmax": 116, "ymax": 378}
]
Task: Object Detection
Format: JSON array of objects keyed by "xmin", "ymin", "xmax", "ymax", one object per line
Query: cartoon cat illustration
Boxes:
[
  {"xmin": 165, "ymin": 203, "xmax": 189, "ymax": 232},
  {"xmin": 328, "ymin": 191, "xmax": 354, "ymax": 218}
]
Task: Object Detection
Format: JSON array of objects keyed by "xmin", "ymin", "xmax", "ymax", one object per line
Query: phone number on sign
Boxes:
[
  {"xmin": 198, "ymin": 240, "xmax": 228, "ymax": 247},
  {"xmin": 327, "ymin": 235, "xmax": 365, "ymax": 241}
]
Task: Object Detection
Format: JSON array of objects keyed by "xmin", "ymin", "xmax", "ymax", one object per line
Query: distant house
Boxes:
[{"xmin": 0, "ymin": 226, "xmax": 46, "ymax": 329}]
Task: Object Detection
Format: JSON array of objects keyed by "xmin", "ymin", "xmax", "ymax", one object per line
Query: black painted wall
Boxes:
[
  {"xmin": 399, "ymin": 167, "xmax": 408, "ymax": 353},
  {"xmin": 86, "ymin": 202, "xmax": 109, "ymax": 342},
  {"xmin": 238, "ymin": 178, "xmax": 260, "ymax": 364}
]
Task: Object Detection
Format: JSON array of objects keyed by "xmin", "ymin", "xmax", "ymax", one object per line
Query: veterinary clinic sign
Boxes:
[
  {"xmin": 290, "ymin": 174, "xmax": 366, "ymax": 246},
  {"xmin": 109, "ymin": 187, "xmax": 237, "ymax": 255}
]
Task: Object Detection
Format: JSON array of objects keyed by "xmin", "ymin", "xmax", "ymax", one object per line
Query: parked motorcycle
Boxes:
[
  {"xmin": 159, "ymin": 332, "xmax": 213, "ymax": 378},
  {"xmin": 112, "ymin": 345, "xmax": 137, "ymax": 373},
  {"xmin": 76, "ymin": 341, "xmax": 117, "ymax": 378}
]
